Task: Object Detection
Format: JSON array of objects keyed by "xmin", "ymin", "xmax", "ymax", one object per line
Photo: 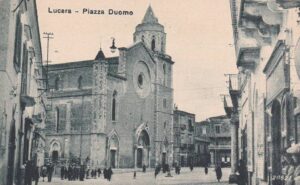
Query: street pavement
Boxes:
[{"xmin": 39, "ymin": 167, "xmax": 233, "ymax": 185}]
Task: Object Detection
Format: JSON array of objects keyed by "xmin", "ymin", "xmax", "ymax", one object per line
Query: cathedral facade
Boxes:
[{"xmin": 44, "ymin": 6, "xmax": 174, "ymax": 168}]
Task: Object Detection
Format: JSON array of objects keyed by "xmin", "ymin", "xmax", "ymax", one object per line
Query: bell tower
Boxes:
[{"xmin": 134, "ymin": 5, "xmax": 166, "ymax": 53}]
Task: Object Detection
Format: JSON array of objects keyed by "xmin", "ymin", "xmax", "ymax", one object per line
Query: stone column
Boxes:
[{"xmin": 229, "ymin": 113, "xmax": 239, "ymax": 184}]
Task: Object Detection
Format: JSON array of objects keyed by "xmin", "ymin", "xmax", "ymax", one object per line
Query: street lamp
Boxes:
[{"xmin": 110, "ymin": 37, "xmax": 117, "ymax": 53}]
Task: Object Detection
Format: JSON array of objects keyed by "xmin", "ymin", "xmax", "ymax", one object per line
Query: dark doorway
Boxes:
[
  {"xmin": 110, "ymin": 150, "xmax": 116, "ymax": 168},
  {"xmin": 271, "ymin": 100, "xmax": 281, "ymax": 175},
  {"xmin": 52, "ymin": 151, "xmax": 58, "ymax": 161},
  {"xmin": 181, "ymin": 156, "xmax": 184, "ymax": 167},
  {"xmin": 7, "ymin": 119, "xmax": 16, "ymax": 185},
  {"xmin": 137, "ymin": 148, "xmax": 143, "ymax": 168},
  {"xmin": 162, "ymin": 152, "xmax": 166, "ymax": 166}
]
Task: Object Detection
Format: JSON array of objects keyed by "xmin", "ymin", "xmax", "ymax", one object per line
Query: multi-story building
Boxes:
[
  {"xmin": 194, "ymin": 121, "xmax": 210, "ymax": 167},
  {"xmin": 173, "ymin": 108, "xmax": 195, "ymax": 167},
  {"xmin": 228, "ymin": 0, "xmax": 300, "ymax": 184},
  {"xmin": 44, "ymin": 6, "xmax": 174, "ymax": 169},
  {"xmin": 200, "ymin": 116, "xmax": 231, "ymax": 167},
  {"xmin": 0, "ymin": 0, "xmax": 46, "ymax": 185}
]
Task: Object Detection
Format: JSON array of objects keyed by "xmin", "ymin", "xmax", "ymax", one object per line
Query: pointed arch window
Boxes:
[
  {"xmin": 56, "ymin": 107, "xmax": 60, "ymax": 132},
  {"xmin": 55, "ymin": 77, "xmax": 59, "ymax": 90},
  {"xmin": 112, "ymin": 91, "xmax": 117, "ymax": 121},
  {"xmin": 151, "ymin": 36, "xmax": 156, "ymax": 51},
  {"xmin": 78, "ymin": 76, "xmax": 83, "ymax": 89}
]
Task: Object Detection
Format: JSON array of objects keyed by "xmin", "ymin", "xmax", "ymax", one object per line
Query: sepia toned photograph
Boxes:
[{"xmin": 1, "ymin": 0, "xmax": 300, "ymax": 185}]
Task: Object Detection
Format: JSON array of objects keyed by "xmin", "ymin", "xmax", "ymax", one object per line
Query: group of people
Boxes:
[
  {"xmin": 60, "ymin": 165, "xmax": 113, "ymax": 181},
  {"xmin": 103, "ymin": 167, "xmax": 113, "ymax": 181},
  {"xmin": 60, "ymin": 165, "xmax": 85, "ymax": 181}
]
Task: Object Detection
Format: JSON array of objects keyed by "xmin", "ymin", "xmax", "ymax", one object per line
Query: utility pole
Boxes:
[{"xmin": 43, "ymin": 32, "xmax": 54, "ymax": 90}]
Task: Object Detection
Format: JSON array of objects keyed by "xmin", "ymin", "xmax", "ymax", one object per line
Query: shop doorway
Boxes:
[{"xmin": 271, "ymin": 100, "xmax": 281, "ymax": 175}]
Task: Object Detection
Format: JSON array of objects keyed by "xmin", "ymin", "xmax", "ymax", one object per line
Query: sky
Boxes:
[{"xmin": 36, "ymin": 0, "xmax": 237, "ymax": 121}]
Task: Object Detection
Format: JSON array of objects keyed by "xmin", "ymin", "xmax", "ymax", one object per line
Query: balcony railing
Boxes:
[{"xmin": 208, "ymin": 144, "xmax": 231, "ymax": 150}]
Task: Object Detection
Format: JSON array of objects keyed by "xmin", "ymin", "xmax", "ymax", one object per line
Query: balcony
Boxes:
[
  {"xmin": 227, "ymin": 74, "xmax": 239, "ymax": 111},
  {"xmin": 223, "ymin": 95, "xmax": 233, "ymax": 118},
  {"xmin": 276, "ymin": 0, "xmax": 300, "ymax": 8},
  {"xmin": 237, "ymin": 47, "xmax": 260, "ymax": 71},
  {"xmin": 208, "ymin": 144, "xmax": 231, "ymax": 150}
]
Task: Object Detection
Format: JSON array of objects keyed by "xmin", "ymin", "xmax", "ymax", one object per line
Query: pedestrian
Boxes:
[
  {"xmin": 79, "ymin": 165, "xmax": 85, "ymax": 181},
  {"xmin": 97, "ymin": 168, "xmax": 102, "ymax": 177},
  {"xmin": 204, "ymin": 164, "xmax": 208, "ymax": 175},
  {"xmin": 142, "ymin": 164, "xmax": 146, "ymax": 173},
  {"xmin": 41, "ymin": 165, "xmax": 47, "ymax": 182},
  {"xmin": 64, "ymin": 165, "xmax": 68, "ymax": 180},
  {"xmin": 133, "ymin": 171, "xmax": 136, "ymax": 179},
  {"xmin": 25, "ymin": 160, "xmax": 33, "ymax": 185},
  {"xmin": 190, "ymin": 163, "xmax": 194, "ymax": 171},
  {"xmin": 47, "ymin": 163, "xmax": 54, "ymax": 182},
  {"xmin": 215, "ymin": 164, "xmax": 222, "ymax": 182},
  {"xmin": 68, "ymin": 165, "xmax": 72, "ymax": 181},
  {"xmin": 61, "ymin": 165, "xmax": 65, "ymax": 180},
  {"xmin": 103, "ymin": 167, "xmax": 107, "ymax": 179},
  {"xmin": 154, "ymin": 165, "xmax": 159, "ymax": 178},
  {"xmin": 33, "ymin": 165, "xmax": 40, "ymax": 185},
  {"xmin": 237, "ymin": 160, "xmax": 247, "ymax": 185},
  {"xmin": 107, "ymin": 167, "xmax": 113, "ymax": 181}
]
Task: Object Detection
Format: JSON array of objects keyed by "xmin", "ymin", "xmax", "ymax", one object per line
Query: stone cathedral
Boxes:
[{"xmin": 45, "ymin": 6, "xmax": 174, "ymax": 168}]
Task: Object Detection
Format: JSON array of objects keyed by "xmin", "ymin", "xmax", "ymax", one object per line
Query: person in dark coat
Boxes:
[
  {"xmin": 80, "ymin": 165, "xmax": 85, "ymax": 181},
  {"xmin": 97, "ymin": 168, "xmax": 102, "ymax": 177},
  {"xmin": 103, "ymin": 167, "xmax": 108, "ymax": 179},
  {"xmin": 33, "ymin": 165, "xmax": 40, "ymax": 185},
  {"xmin": 107, "ymin": 167, "xmax": 113, "ymax": 181},
  {"xmin": 237, "ymin": 160, "xmax": 247, "ymax": 185},
  {"xmin": 190, "ymin": 163, "xmax": 194, "ymax": 171},
  {"xmin": 64, "ymin": 165, "xmax": 68, "ymax": 180},
  {"xmin": 154, "ymin": 165, "xmax": 160, "ymax": 178},
  {"xmin": 133, "ymin": 171, "xmax": 136, "ymax": 179},
  {"xmin": 215, "ymin": 165, "xmax": 222, "ymax": 182},
  {"xmin": 47, "ymin": 163, "xmax": 54, "ymax": 182},
  {"xmin": 61, "ymin": 165, "xmax": 65, "ymax": 180},
  {"xmin": 41, "ymin": 165, "xmax": 47, "ymax": 182},
  {"xmin": 25, "ymin": 160, "xmax": 33, "ymax": 185},
  {"xmin": 204, "ymin": 164, "xmax": 208, "ymax": 175},
  {"xmin": 142, "ymin": 164, "xmax": 146, "ymax": 173},
  {"xmin": 68, "ymin": 165, "xmax": 72, "ymax": 181}
]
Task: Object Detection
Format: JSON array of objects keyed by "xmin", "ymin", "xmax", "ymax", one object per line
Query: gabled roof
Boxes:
[{"xmin": 142, "ymin": 5, "xmax": 159, "ymax": 24}]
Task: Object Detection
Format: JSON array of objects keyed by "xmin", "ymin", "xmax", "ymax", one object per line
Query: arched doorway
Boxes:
[
  {"xmin": 271, "ymin": 100, "xmax": 281, "ymax": 175},
  {"xmin": 7, "ymin": 118, "xmax": 16, "ymax": 185},
  {"xmin": 136, "ymin": 130, "xmax": 150, "ymax": 168},
  {"xmin": 50, "ymin": 141, "xmax": 61, "ymax": 162},
  {"xmin": 108, "ymin": 134, "xmax": 119, "ymax": 168}
]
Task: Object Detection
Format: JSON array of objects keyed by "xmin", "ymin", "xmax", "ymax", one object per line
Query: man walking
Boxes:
[
  {"xmin": 215, "ymin": 164, "xmax": 222, "ymax": 182},
  {"xmin": 47, "ymin": 163, "xmax": 54, "ymax": 182}
]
